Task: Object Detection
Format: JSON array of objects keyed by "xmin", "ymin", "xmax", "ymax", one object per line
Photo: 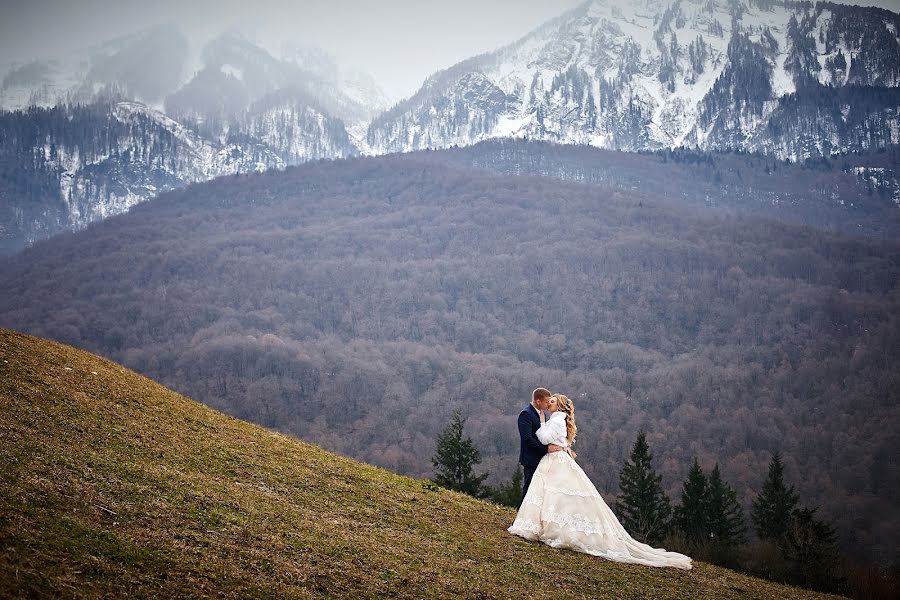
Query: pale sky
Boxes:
[{"xmin": 1, "ymin": 0, "xmax": 898, "ymax": 99}]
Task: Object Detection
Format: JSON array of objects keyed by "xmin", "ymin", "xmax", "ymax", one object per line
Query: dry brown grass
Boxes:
[{"xmin": 0, "ymin": 329, "xmax": 841, "ymax": 598}]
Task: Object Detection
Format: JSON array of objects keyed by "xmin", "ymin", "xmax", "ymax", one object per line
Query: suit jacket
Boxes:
[{"xmin": 518, "ymin": 404, "xmax": 548, "ymax": 467}]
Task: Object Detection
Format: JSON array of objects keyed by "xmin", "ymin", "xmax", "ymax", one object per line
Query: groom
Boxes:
[{"xmin": 518, "ymin": 387, "xmax": 562, "ymax": 505}]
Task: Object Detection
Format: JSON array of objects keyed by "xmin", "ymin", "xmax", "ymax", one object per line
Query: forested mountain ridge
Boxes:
[
  {"xmin": 432, "ymin": 140, "xmax": 900, "ymax": 237},
  {"xmin": 0, "ymin": 100, "xmax": 356, "ymax": 255},
  {"xmin": 3, "ymin": 111, "xmax": 898, "ymax": 255},
  {"xmin": 0, "ymin": 328, "xmax": 837, "ymax": 598},
  {"xmin": 1, "ymin": 151, "xmax": 897, "ymax": 565}
]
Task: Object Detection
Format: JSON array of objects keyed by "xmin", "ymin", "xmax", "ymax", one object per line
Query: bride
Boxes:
[{"xmin": 508, "ymin": 394, "xmax": 692, "ymax": 569}]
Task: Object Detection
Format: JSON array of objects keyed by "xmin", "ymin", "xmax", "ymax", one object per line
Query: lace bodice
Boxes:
[{"xmin": 536, "ymin": 411, "xmax": 568, "ymax": 448}]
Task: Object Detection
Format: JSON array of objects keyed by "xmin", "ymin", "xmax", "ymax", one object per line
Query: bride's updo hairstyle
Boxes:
[{"xmin": 553, "ymin": 394, "xmax": 577, "ymax": 456}]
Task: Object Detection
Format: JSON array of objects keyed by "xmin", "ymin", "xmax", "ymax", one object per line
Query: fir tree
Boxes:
[
  {"xmin": 674, "ymin": 458, "xmax": 709, "ymax": 543},
  {"xmin": 486, "ymin": 465, "xmax": 524, "ymax": 508},
  {"xmin": 751, "ymin": 453, "xmax": 799, "ymax": 543},
  {"xmin": 783, "ymin": 506, "xmax": 844, "ymax": 593},
  {"xmin": 615, "ymin": 431, "xmax": 672, "ymax": 545},
  {"xmin": 705, "ymin": 464, "xmax": 747, "ymax": 547},
  {"xmin": 431, "ymin": 408, "xmax": 489, "ymax": 497}
]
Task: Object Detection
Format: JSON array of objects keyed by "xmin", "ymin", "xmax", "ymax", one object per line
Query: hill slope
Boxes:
[{"xmin": 0, "ymin": 329, "xmax": 834, "ymax": 598}]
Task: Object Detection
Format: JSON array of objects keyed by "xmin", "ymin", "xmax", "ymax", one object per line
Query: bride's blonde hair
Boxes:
[{"xmin": 553, "ymin": 394, "xmax": 577, "ymax": 458}]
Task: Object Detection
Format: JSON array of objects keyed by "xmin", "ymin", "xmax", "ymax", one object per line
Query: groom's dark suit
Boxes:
[{"xmin": 518, "ymin": 404, "xmax": 547, "ymax": 505}]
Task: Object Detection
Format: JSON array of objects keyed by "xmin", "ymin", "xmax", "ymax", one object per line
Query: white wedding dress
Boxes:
[{"xmin": 508, "ymin": 412, "xmax": 692, "ymax": 569}]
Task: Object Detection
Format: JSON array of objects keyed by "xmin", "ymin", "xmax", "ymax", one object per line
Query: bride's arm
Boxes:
[{"xmin": 536, "ymin": 417, "xmax": 567, "ymax": 447}]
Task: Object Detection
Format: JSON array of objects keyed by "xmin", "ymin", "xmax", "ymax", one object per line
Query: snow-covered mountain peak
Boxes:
[
  {"xmin": 367, "ymin": 0, "xmax": 900, "ymax": 160},
  {"xmin": 0, "ymin": 24, "xmax": 390, "ymax": 129},
  {"xmin": 0, "ymin": 24, "xmax": 192, "ymax": 112},
  {"xmin": 280, "ymin": 43, "xmax": 394, "ymax": 117}
]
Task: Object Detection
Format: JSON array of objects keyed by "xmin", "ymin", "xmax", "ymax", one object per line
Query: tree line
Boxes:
[{"xmin": 433, "ymin": 415, "xmax": 896, "ymax": 597}]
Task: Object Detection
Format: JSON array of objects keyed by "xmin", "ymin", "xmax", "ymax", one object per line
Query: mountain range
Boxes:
[
  {"xmin": 2, "ymin": 0, "xmax": 900, "ymax": 254},
  {"xmin": 367, "ymin": 0, "xmax": 900, "ymax": 157},
  {"xmin": 0, "ymin": 24, "xmax": 392, "ymax": 126}
]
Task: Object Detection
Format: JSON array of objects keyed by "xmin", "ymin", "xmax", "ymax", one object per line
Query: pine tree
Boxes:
[
  {"xmin": 486, "ymin": 465, "xmax": 524, "ymax": 508},
  {"xmin": 751, "ymin": 453, "xmax": 799, "ymax": 543},
  {"xmin": 674, "ymin": 458, "xmax": 709, "ymax": 543},
  {"xmin": 431, "ymin": 408, "xmax": 489, "ymax": 497},
  {"xmin": 783, "ymin": 506, "xmax": 843, "ymax": 593},
  {"xmin": 705, "ymin": 464, "xmax": 747, "ymax": 548},
  {"xmin": 615, "ymin": 431, "xmax": 672, "ymax": 545}
]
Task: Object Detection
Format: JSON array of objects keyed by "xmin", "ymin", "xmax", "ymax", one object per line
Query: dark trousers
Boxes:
[{"xmin": 520, "ymin": 464, "xmax": 538, "ymax": 507}]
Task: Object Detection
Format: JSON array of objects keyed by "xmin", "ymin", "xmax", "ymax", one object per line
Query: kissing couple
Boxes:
[{"xmin": 508, "ymin": 388, "xmax": 692, "ymax": 569}]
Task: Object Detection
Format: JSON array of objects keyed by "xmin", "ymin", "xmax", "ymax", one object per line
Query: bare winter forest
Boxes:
[{"xmin": 2, "ymin": 145, "xmax": 897, "ymax": 564}]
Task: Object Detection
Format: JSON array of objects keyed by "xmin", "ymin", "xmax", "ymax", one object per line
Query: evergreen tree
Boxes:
[
  {"xmin": 751, "ymin": 453, "xmax": 799, "ymax": 543},
  {"xmin": 706, "ymin": 464, "xmax": 747, "ymax": 547},
  {"xmin": 431, "ymin": 408, "xmax": 489, "ymax": 497},
  {"xmin": 615, "ymin": 431, "xmax": 672, "ymax": 545},
  {"xmin": 486, "ymin": 465, "xmax": 524, "ymax": 508},
  {"xmin": 783, "ymin": 506, "xmax": 844, "ymax": 593},
  {"xmin": 674, "ymin": 458, "xmax": 709, "ymax": 543}
]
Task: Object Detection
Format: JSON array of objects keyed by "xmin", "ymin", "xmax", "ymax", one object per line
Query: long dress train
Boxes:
[{"xmin": 508, "ymin": 412, "xmax": 692, "ymax": 569}]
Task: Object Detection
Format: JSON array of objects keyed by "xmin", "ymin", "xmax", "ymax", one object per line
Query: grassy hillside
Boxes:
[{"xmin": 0, "ymin": 329, "xmax": 838, "ymax": 599}]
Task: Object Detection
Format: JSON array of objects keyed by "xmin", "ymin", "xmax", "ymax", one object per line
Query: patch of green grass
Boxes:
[{"xmin": 0, "ymin": 329, "xmax": 842, "ymax": 598}]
